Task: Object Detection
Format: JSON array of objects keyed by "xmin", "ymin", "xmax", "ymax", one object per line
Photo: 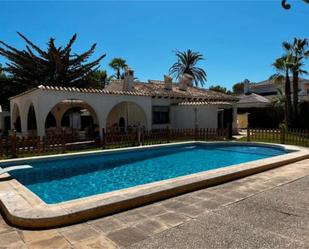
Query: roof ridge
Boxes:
[{"xmin": 10, "ymin": 83, "xmax": 239, "ymax": 102}]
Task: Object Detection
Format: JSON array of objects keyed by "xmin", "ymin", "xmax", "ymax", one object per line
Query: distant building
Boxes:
[{"xmin": 244, "ymin": 78, "xmax": 309, "ymax": 101}]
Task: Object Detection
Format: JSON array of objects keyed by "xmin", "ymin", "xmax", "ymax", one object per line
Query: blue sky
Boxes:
[{"xmin": 0, "ymin": 0, "xmax": 308, "ymax": 89}]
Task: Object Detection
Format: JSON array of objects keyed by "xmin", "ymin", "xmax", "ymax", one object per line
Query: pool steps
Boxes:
[{"xmin": 0, "ymin": 165, "xmax": 32, "ymax": 176}]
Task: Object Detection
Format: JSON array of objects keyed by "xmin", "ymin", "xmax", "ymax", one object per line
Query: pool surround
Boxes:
[{"xmin": 0, "ymin": 141, "xmax": 308, "ymax": 228}]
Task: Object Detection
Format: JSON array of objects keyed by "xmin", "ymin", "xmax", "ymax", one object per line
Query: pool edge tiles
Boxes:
[{"xmin": 0, "ymin": 141, "xmax": 309, "ymax": 228}]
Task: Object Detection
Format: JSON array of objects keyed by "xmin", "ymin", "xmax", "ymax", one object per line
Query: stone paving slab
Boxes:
[
  {"xmin": 0, "ymin": 158, "xmax": 308, "ymax": 248},
  {"xmin": 127, "ymin": 212, "xmax": 307, "ymax": 249},
  {"xmin": 128, "ymin": 161, "xmax": 309, "ymax": 249}
]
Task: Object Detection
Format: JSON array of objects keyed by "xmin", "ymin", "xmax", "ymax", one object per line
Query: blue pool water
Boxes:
[{"xmin": 8, "ymin": 144, "xmax": 286, "ymax": 204}]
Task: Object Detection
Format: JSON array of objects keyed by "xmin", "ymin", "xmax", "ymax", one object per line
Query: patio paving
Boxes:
[{"xmin": 0, "ymin": 159, "xmax": 308, "ymax": 248}]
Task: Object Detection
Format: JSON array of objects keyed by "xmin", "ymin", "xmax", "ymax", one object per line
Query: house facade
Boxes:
[
  {"xmin": 9, "ymin": 69, "xmax": 238, "ymax": 138},
  {"xmin": 244, "ymin": 78, "xmax": 309, "ymax": 100}
]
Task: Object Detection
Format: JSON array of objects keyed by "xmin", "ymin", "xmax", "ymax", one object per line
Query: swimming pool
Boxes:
[{"xmin": 8, "ymin": 143, "xmax": 287, "ymax": 204}]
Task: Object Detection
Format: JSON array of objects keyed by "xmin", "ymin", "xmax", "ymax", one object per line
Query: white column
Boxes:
[
  {"xmin": 19, "ymin": 104, "xmax": 28, "ymax": 136},
  {"xmin": 37, "ymin": 117, "xmax": 45, "ymax": 137},
  {"xmin": 36, "ymin": 106, "xmax": 46, "ymax": 137}
]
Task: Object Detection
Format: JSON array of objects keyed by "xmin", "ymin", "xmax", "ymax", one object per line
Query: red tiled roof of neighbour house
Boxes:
[{"xmin": 10, "ymin": 80, "xmax": 238, "ymax": 102}]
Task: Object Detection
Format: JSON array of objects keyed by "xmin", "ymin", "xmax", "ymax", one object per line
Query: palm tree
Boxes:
[
  {"xmin": 282, "ymin": 38, "xmax": 309, "ymax": 123},
  {"xmin": 169, "ymin": 49, "xmax": 207, "ymax": 87},
  {"xmin": 109, "ymin": 58, "xmax": 127, "ymax": 79},
  {"xmin": 271, "ymin": 87, "xmax": 286, "ymax": 124},
  {"xmin": 272, "ymin": 55, "xmax": 294, "ymax": 127},
  {"xmin": 272, "ymin": 87, "xmax": 286, "ymax": 108}
]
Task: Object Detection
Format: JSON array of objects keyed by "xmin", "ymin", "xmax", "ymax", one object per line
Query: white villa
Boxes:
[{"xmin": 9, "ymin": 69, "xmax": 238, "ymax": 138}]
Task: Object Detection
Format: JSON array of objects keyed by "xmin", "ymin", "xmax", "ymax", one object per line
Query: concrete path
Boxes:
[{"xmin": 0, "ymin": 159, "xmax": 308, "ymax": 248}]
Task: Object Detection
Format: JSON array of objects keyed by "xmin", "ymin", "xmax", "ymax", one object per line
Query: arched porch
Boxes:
[
  {"xmin": 106, "ymin": 101, "xmax": 147, "ymax": 133},
  {"xmin": 44, "ymin": 99, "xmax": 100, "ymax": 140}
]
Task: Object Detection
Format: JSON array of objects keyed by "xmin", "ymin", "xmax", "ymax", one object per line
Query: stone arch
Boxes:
[
  {"xmin": 106, "ymin": 101, "xmax": 147, "ymax": 132},
  {"xmin": 44, "ymin": 99, "xmax": 100, "ymax": 139}
]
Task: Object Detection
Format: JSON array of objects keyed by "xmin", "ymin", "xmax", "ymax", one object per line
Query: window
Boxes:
[{"xmin": 152, "ymin": 106, "xmax": 169, "ymax": 124}]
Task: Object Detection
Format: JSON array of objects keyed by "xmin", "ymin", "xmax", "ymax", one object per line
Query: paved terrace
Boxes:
[{"xmin": 0, "ymin": 159, "xmax": 308, "ymax": 249}]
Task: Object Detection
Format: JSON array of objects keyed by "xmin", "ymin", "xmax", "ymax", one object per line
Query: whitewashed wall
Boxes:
[
  {"xmin": 170, "ymin": 105, "xmax": 218, "ymax": 129},
  {"xmin": 10, "ymin": 89, "xmax": 237, "ymax": 136},
  {"xmin": 10, "ymin": 89, "xmax": 152, "ymax": 136}
]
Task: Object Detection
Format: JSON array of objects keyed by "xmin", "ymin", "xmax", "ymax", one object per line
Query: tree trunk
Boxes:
[
  {"xmin": 117, "ymin": 68, "xmax": 120, "ymax": 79},
  {"xmin": 285, "ymin": 70, "xmax": 292, "ymax": 128},
  {"xmin": 292, "ymin": 70, "xmax": 299, "ymax": 126}
]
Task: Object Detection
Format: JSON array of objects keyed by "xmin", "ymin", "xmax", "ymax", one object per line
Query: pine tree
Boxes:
[{"xmin": 0, "ymin": 33, "xmax": 106, "ymax": 89}]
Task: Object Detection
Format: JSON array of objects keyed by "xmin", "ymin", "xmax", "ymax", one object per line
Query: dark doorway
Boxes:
[
  {"xmin": 119, "ymin": 117, "xmax": 125, "ymax": 132},
  {"xmin": 14, "ymin": 116, "xmax": 21, "ymax": 132},
  {"xmin": 217, "ymin": 110, "xmax": 224, "ymax": 129},
  {"xmin": 27, "ymin": 105, "xmax": 37, "ymax": 130},
  {"xmin": 223, "ymin": 108, "xmax": 233, "ymax": 139},
  {"xmin": 223, "ymin": 108, "xmax": 233, "ymax": 128},
  {"xmin": 45, "ymin": 112, "xmax": 57, "ymax": 129},
  {"xmin": 4, "ymin": 116, "xmax": 10, "ymax": 131}
]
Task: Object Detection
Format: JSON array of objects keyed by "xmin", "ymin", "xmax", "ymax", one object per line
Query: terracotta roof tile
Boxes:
[
  {"xmin": 177, "ymin": 101, "xmax": 232, "ymax": 106},
  {"xmin": 11, "ymin": 81, "xmax": 238, "ymax": 102}
]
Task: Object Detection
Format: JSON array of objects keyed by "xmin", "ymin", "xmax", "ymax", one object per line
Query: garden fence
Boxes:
[
  {"xmin": 247, "ymin": 127, "xmax": 309, "ymax": 147},
  {"xmin": 102, "ymin": 127, "xmax": 229, "ymax": 148},
  {"xmin": 0, "ymin": 127, "xmax": 230, "ymax": 158}
]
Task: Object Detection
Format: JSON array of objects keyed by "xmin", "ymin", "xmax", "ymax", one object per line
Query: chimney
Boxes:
[
  {"xmin": 164, "ymin": 75, "xmax": 173, "ymax": 90},
  {"xmin": 243, "ymin": 79, "xmax": 250, "ymax": 94},
  {"xmin": 123, "ymin": 68, "xmax": 134, "ymax": 91},
  {"xmin": 185, "ymin": 74, "xmax": 193, "ymax": 87},
  {"xmin": 179, "ymin": 74, "xmax": 193, "ymax": 91}
]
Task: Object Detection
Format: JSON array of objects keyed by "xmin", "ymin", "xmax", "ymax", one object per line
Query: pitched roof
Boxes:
[
  {"xmin": 249, "ymin": 78, "xmax": 309, "ymax": 89},
  {"xmin": 237, "ymin": 93, "xmax": 271, "ymax": 108},
  {"xmin": 106, "ymin": 80, "xmax": 238, "ymax": 102},
  {"xmin": 10, "ymin": 80, "xmax": 238, "ymax": 102}
]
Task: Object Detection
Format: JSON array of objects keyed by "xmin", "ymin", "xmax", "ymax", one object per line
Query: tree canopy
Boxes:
[
  {"xmin": 88, "ymin": 69, "xmax": 114, "ymax": 88},
  {"xmin": 109, "ymin": 58, "xmax": 127, "ymax": 79},
  {"xmin": 232, "ymin": 81, "xmax": 245, "ymax": 94},
  {"xmin": 0, "ymin": 33, "xmax": 106, "ymax": 89},
  {"xmin": 209, "ymin": 85, "xmax": 231, "ymax": 94}
]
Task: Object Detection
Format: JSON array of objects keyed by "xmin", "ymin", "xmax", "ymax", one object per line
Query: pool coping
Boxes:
[{"xmin": 1, "ymin": 141, "xmax": 309, "ymax": 229}]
